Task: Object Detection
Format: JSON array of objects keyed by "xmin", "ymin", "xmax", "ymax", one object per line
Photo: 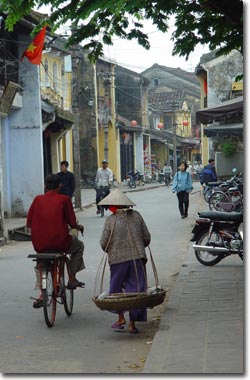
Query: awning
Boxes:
[
  {"xmin": 196, "ymin": 96, "xmax": 243, "ymax": 124},
  {"xmin": 204, "ymin": 123, "xmax": 243, "ymax": 137}
]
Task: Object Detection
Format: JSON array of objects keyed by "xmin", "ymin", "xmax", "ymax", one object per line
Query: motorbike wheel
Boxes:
[
  {"xmin": 208, "ymin": 191, "xmax": 231, "ymax": 211},
  {"xmin": 194, "ymin": 230, "xmax": 224, "ymax": 266}
]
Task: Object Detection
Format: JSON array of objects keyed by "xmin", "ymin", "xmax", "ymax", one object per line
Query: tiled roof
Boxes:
[{"xmin": 149, "ymin": 91, "xmax": 186, "ymax": 111}]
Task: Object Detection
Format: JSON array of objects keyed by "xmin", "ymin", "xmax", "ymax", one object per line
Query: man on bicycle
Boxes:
[
  {"xmin": 163, "ymin": 162, "xmax": 172, "ymax": 186},
  {"xmin": 27, "ymin": 174, "xmax": 85, "ymax": 308},
  {"xmin": 95, "ymin": 159, "xmax": 113, "ymax": 215}
]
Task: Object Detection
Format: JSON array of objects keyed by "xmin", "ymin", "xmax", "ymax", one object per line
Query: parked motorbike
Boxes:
[
  {"xmin": 126, "ymin": 173, "xmax": 137, "ymax": 188},
  {"xmin": 191, "ymin": 210, "xmax": 243, "ymax": 266},
  {"xmin": 126, "ymin": 170, "xmax": 144, "ymax": 188}
]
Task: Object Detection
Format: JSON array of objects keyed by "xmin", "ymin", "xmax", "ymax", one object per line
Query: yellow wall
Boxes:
[
  {"xmin": 175, "ymin": 111, "xmax": 192, "ymax": 138},
  {"xmin": 40, "ymin": 51, "xmax": 74, "ymax": 172},
  {"xmin": 151, "ymin": 142, "xmax": 166, "ymax": 168},
  {"xmin": 96, "ymin": 63, "xmax": 120, "ymax": 181}
]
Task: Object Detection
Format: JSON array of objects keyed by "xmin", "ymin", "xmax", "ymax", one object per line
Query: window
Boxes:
[
  {"xmin": 154, "ymin": 78, "xmax": 159, "ymax": 86},
  {"xmin": 44, "ymin": 59, "xmax": 49, "ymax": 86},
  {"xmin": 53, "ymin": 62, "xmax": 58, "ymax": 91}
]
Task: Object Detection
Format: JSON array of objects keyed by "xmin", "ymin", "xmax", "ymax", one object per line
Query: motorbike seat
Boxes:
[
  {"xmin": 198, "ymin": 211, "xmax": 243, "ymax": 222},
  {"xmin": 207, "ymin": 181, "xmax": 224, "ymax": 186}
]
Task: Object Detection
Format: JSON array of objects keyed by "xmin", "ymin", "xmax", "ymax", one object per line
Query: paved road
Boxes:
[{"xmin": 0, "ymin": 185, "xmax": 202, "ymax": 374}]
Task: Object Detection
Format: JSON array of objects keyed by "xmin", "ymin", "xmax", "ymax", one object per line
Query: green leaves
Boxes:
[{"xmin": 1, "ymin": 0, "xmax": 243, "ymax": 62}]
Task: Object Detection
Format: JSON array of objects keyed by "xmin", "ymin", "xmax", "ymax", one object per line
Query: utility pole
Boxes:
[
  {"xmin": 71, "ymin": 45, "xmax": 82, "ymax": 209},
  {"xmin": 173, "ymin": 121, "xmax": 177, "ymax": 175},
  {"xmin": 102, "ymin": 73, "xmax": 112, "ymax": 161},
  {"xmin": 172, "ymin": 102, "xmax": 180, "ymax": 175}
]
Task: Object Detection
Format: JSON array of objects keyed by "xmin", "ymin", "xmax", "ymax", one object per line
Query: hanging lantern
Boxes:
[
  {"xmin": 130, "ymin": 120, "xmax": 137, "ymax": 126},
  {"xmin": 183, "ymin": 120, "xmax": 189, "ymax": 127},
  {"xmin": 157, "ymin": 123, "xmax": 164, "ymax": 129}
]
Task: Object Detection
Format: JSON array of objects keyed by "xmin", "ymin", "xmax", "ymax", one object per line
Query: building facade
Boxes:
[{"xmin": 195, "ymin": 50, "xmax": 243, "ymax": 176}]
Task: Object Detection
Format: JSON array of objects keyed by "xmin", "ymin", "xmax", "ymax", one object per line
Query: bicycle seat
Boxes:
[
  {"xmin": 28, "ymin": 253, "xmax": 65, "ymax": 260},
  {"xmin": 198, "ymin": 211, "xmax": 243, "ymax": 222}
]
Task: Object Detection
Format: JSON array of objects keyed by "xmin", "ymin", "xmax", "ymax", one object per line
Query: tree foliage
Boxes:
[{"xmin": 1, "ymin": 0, "xmax": 243, "ymax": 62}]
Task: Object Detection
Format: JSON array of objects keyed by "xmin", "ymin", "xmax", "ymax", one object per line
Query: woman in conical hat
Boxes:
[{"xmin": 99, "ymin": 189, "xmax": 151, "ymax": 334}]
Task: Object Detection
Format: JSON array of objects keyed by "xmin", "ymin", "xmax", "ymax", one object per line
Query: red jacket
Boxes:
[{"xmin": 27, "ymin": 190, "xmax": 77, "ymax": 253}]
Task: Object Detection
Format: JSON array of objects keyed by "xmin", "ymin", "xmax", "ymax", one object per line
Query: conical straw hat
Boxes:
[{"xmin": 98, "ymin": 189, "xmax": 136, "ymax": 206}]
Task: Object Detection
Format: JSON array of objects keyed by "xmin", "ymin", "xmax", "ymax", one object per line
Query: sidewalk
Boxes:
[{"xmin": 143, "ymin": 242, "xmax": 244, "ymax": 374}]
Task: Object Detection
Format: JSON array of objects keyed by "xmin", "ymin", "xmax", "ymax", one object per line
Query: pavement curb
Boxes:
[{"xmin": 142, "ymin": 240, "xmax": 244, "ymax": 374}]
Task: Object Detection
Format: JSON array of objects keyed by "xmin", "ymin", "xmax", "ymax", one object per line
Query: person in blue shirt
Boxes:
[
  {"xmin": 172, "ymin": 161, "xmax": 193, "ymax": 218},
  {"xmin": 200, "ymin": 158, "xmax": 217, "ymax": 185}
]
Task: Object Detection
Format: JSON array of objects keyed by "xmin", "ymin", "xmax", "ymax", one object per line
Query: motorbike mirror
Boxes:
[{"xmin": 232, "ymin": 168, "xmax": 237, "ymax": 174}]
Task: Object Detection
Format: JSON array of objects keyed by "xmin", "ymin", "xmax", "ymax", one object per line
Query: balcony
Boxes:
[{"xmin": 41, "ymin": 86, "xmax": 63, "ymax": 109}]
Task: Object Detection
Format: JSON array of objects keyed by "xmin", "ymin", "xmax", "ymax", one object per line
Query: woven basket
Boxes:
[{"xmin": 93, "ymin": 289, "xmax": 166, "ymax": 311}]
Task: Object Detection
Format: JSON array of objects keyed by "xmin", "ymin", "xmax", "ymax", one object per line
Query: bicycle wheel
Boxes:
[
  {"xmin": 194, "ymin": 230, "xmax": 223, "ymax": 266},
  {"xmin": 101, "ymin": 206, "xmax": 104, "ymax": 217},
  {"xmin": 203, "ymin": 187, "xmax": 213, "ymax": 202},
  {"xmin": 42, "ymin": 263, "xmax": 56, "ymax": 327},
  {"xmin": 62, "ymin": 258, "xmax": 74, "ymax": 316},
  {"xmin": 209, "ymin": 191, "xmax": 231, "ymax": 211}
]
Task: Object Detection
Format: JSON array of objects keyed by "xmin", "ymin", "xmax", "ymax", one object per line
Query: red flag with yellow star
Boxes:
[{"xmin": 21, "ymin": 26, "xmax": 46, "ymax": 65}]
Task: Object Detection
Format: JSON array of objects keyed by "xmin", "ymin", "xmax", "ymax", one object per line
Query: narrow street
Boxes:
[{"xmin": 0, "ymin": 185, "xmax": 202, "ymax": 373}]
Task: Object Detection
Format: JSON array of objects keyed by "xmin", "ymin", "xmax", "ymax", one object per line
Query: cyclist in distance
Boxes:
[
  {"xmin": 95, "ymin": 159, "xmax": 113, "ymax": 215},
  {"xmin": 27, "ymin": 174, "xmax": 85, "ymax": 307}
]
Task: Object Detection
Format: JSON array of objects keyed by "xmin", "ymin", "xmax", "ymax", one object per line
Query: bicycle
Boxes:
[
  {"xmin": 208, "ymin": 183, "xmax": 243, "ymax": 212},
  {"xmin": 164, "ymin": 172, "xmax": 171, "ymax": 187},
  {"xmin": 96, "ymin": 185, "xmax": 110, "ymax": 217},
  {"xmin": 202, "ymin": 182, "xmax": 224, "ymax": 202},
  {"xmin": 28, "ymin": 252, "xmax": 74, "ymax": 327}
]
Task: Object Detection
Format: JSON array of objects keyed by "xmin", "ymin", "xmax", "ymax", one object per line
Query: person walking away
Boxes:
[
  {"xmin": 200, "ymin": 158, "xmax": 217, "ymax": 185},
  {"xmin": 95, "ymin": 159, "xmax": 113, "ymax": 215},
  {"xmin": 27, "ymin": 174, "xmax": 85, "ymax": 308},
  {"xmin": 172, "ymin": 161, "xmax": 193, "ymax": 218},
  {"xmin": 57, "ymin": 160, "xmax": 75, "ymax": 199},
  {"xmin": 99, "ymin": 189, "xmax": 151, "ymax": 334}
]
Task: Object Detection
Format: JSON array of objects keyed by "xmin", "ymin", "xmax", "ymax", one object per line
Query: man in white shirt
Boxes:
[{"xmin": 95, "ymin": 159, "xmax": 113, "ymax": 215}]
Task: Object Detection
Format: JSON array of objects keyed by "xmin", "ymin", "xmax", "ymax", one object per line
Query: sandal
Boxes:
[
  {"xmin": 75, "ymin": 281, "xmax": 85, "ymax": 288},
  {"xmin": 33, "ymin": 298, "xmax": 43, "ymax": 309},
  {"xmin": 112, "ymin": 321, "xmax": 126, "ymax": 330},
  {"xmin": 66, "ymin": 281, "xmax": 85, "ymax": 290},
  {"xmin": 129, "ymin": 327, "xmax": 139, "ymax": 334}
]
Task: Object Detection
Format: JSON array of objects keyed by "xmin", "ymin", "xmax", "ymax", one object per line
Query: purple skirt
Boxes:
[{"xmin": 109, "ymin": 259, "xmax": 147, "ymax": 322}]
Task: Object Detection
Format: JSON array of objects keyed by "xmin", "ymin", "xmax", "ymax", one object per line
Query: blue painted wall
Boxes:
[{"xmin": 6, "ymin": 34, "xmax": 44, "ymax": 216}]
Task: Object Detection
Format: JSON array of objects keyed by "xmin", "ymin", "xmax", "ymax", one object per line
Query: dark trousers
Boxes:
[
  {"xmin": 110, "ymin": 259, "xmax": 147, "ymax": 322},
  {"xmin": 96, "ymin": 186, "xmax": 110, "ymax": 210},
  {"xmin": 177, "ymin": 191, "xmax": 189, "ymax": 216}
]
